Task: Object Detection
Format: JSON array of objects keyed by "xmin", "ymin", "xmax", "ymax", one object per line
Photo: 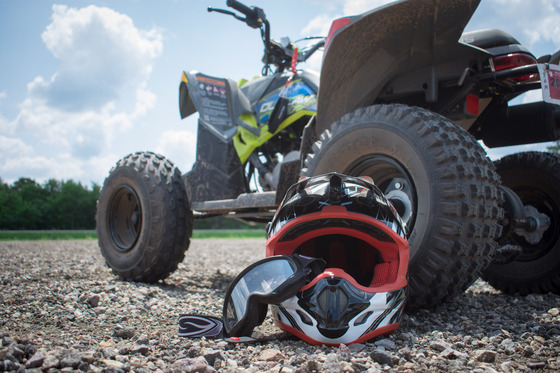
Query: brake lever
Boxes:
[{"xmin": 207, "ymin": 7, "xmax": 246, "ymax": 22}]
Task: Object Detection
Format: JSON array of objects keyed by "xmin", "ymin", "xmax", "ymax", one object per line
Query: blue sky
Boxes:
[{"xmin": 1, "ymin": 0, "xmax": 559, "ymax": 186}]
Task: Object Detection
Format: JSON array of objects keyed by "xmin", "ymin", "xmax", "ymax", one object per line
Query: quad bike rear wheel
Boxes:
[
  {"xmin": 96, "ymin": 151, "xmax": 192, "ymax": 283},
  {"xmin": 302, "ymin": 104, "xmax": 503, "ymax": 310},
  {"xmin": 482, "ymin": 151, "xmax": 560, "ymax": 294}
]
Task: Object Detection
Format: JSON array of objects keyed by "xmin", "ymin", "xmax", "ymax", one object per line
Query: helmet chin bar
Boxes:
[{"xmin": 273, "ymin": 279, "xmax": 407, "ymax": 345}]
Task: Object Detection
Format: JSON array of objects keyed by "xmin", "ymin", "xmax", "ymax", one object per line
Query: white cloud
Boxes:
[
  {"xmin": 35, "ymin": 4, "xmax": 162, "ymax": 111},
  {"xmin": 0, "ymin": 4, "xmax": 162, "ymax": 185},
  {"xmin": 155, "ymin": 130, "xmax": 197, "ymax": 173},
  {"xmin": 342, "ymin": 0, "xmax": 396, "ymax": 15},
  {"xmin": 0, "ymin": 135, "xmax": 34, "ymax": 157},
  {"xmin": 478, "ymin": 0, "xmax": 560, "ymax": 50},
  {"xmin": 301, "ymin": 0, "xmax": 396, "ymax": 35},
  {"xmin": 302, "ymin": 14, "xmax": 335, "ymax": 37}
]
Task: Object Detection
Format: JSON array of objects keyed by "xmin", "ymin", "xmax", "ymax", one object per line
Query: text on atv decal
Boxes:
[{"xmin": 197, "ymin": 76, "xmax": 226, "ymax": 86}]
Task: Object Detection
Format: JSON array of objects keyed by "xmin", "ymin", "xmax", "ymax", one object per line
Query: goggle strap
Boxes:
[{"xmin": 178, "ymin": 314, "xmax": 224, "ymax": 339}]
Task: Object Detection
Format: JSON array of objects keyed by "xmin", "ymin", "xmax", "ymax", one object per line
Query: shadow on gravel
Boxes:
[
  {"xmin": 158, "ymin": 271, "xmax": 236, "ymax": 296},
  {"xmin": 401, "ymin": 285, "xmax": 559, "ymax": 343}
]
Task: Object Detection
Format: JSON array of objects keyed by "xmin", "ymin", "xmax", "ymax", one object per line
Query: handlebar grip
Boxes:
[{"xmin": 227, "ymin": 0, "xmax": 255, "ymax": 17}]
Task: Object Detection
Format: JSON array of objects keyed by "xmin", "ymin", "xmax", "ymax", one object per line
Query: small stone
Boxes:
[
  {"xmin": 99, "ymin": 339, "xmax": 115, "ymax": 348},
  {"xmin": 475, "ymin": 350, "xmax": 497, "ymax": 363},
  {"xmin": 500, "ymin": 361, "xmax": 516, "ymax": 372},
  {"xmin": 87, "ymin": 294, "xmax": 101, "ymax": 307},
  {"xmin": 130, "ymin": 357, "xmax": 144, "ymax": 368},
  {"xmin": 322, "ymin": 353, "xmax": 340, "ymax": 372},
  {"xmin": 81, "ymin": 351, "xmax": 96, "ymax": 363},
  {"xmin": 114, "ymin": 326, "xmax": 135, "ymax": 339},
  {"xmin": 118, "ymin": 344, "xmax": 131, "ymax": 355},
  {"xmin": 60, "ymin": 356, "xmax": 81, "ymax": 368},
  {"xmin": 11, "ymin": 345, "xmax": 25, "ymax": 359},
  {"xmin": 548, "ymin": 308, "xmax": 559, "ymax": 317},
  {"xmin": 430, "ymin": 340, "xmax": 450, "ymax": 352},
  {"xmin": 42, "ymin": 354, "xmax": 60, "ymax": 369},
  {"xmin": 440, "ymin": 347, "xmax": 468, "ymax": 360},
  {"xmin": 375, "ymin": 338, "xmax": 396, "ymax": 350},
  {"xmin": 337, "ymin": 344, "xmax": 352, "ymax": 361},
  {"xmin": 25, "ymin": 351, "xmax": 45, "ymax": 369},
  {"xmin": 203, "ymin": 350, "xmax": 227, "ymax": 366},
  {"xmin": 258, "ymin": 348, "xmax": 284, "ymax": 362},
  {"xmin": 0, "ymin": 347, "xmax": 8, "ymax": 360},
  {"xmin": 2, "ymin": 336, "xmax": 16, "ymax": 346},
  {"xmin": 131, "ymin": 344, "xmax": 150, "ymax": 355},
  {"xmin": 347, "ymin": 343, "xmax": 365, "ymax": 353},
  {"xmin": 370, "ymin": 349, "xmax": 394, "ymax": 367},
  {"xmin": 399, "ymin": 346, "xmax": 413, "ymax": 360},
  {"xmin": 101, "ymin": 359, "xmax": 124, "ymax": 369},
  {"xmin": 306, "ymin": 359, "xmax": 321, "ymax": 371}
]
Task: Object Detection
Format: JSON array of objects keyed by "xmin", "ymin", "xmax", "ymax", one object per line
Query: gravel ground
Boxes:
[{"xmin": 0, "ymin": 239, "xmax": 559, "ymax": 372}]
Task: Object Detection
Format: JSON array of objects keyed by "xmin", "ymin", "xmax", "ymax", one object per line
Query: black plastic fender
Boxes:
[
  {"xmin": 179, "ymin": 71, "xmax": 256, "ymax": 136},
  {"xmin": 317, "ymin": 0, "xmax": 486, "ymax": 133}
]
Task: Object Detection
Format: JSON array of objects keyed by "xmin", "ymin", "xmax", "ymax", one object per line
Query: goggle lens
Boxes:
[{"xmin": 224, "ymin": 257, "xmax": 297, "ymax": 333}]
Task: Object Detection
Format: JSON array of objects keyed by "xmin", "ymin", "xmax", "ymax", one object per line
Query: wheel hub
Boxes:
[
  {"xmin": 108, "ymin": 185, "xmax": 142, "ymax": 252},
  {"xmin": 348, "ymin": 156, "xmax": 416, "ymax": 229},
  {"xmin": 514, "ymin": 205, "xmax": 551, "ymax": 245}
]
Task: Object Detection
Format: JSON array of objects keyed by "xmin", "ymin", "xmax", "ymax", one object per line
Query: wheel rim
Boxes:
[
  {"xmin": 108, "ymin": 185, "xmax": 142, "ymax": 252},
  {"xmin": 347, "ymin": 154, "xmax": 417, "ymax": 230},
  {"xmin": 511, "ymin": 187, "xmax": 559, "ymax": 262}
]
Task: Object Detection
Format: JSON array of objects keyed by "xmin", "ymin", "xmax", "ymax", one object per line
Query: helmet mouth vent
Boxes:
[{"xmin": 318, "ymin": 326, "xmax": 348, "ymax": 339}]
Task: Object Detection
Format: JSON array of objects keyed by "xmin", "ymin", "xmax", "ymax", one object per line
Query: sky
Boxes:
[{"xmin": 1, "ymin": 0, "xmax": 559, "ymax": 187}]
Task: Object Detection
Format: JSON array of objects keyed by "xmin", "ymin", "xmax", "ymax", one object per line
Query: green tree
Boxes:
[
  {"xmin": 0, "ymin": 177, "xmax": 100, "ymax": 230},
  {"xmin": 0, "ymin": 180, "xmax": 24, "ymax": 229},
  {"xmin": 12, "ymin": 178, "xmax": 49, "ymax": 229}
]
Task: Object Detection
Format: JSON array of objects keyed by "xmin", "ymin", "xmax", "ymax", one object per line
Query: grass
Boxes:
[
  {"xmin": 0, "ymin": 229, "xmax": 266, "ymax": 241},
  {"xmin": 0, "ymin": 231, "xmax": 98, "ymax": 241}
]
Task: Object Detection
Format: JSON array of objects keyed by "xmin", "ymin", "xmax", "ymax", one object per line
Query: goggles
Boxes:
[
  {"xmin": 179, "ymin": 254, "xmax": 324, "ymax": 339},
  {"xmin": 223, "ymin": 254, "xmax": 325, "ymax": 337}
]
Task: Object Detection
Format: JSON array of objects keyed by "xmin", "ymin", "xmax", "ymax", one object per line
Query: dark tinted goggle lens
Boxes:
[{"xmin": 224, "ymin": 257, "xmax": 298, "ymax": 334}]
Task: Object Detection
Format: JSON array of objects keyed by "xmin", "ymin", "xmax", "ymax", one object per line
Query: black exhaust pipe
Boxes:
[{"xmin": 480, "ymin": 101, "xmax": 560, "ymax": 148}]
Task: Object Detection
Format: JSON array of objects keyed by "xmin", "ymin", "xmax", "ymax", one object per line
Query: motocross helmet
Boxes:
[{"xmin": 266, "ymin": 173, "xmax": 409, "ymax": 345}]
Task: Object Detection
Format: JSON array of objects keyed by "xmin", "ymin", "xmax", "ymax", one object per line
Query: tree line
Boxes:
[{"xmin": 0, "ymin": 178, "xmax": 100, "ymax": 230}]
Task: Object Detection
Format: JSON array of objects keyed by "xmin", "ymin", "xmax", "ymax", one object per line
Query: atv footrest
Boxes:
[{"xmin": 191, "ymin": 191, "xmax": 277, "ymax": 214}]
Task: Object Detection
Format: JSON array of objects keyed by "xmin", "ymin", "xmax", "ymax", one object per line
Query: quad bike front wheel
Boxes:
[
  {"xmin": 303, "ymin": 104, "xmax": 503, "ymax": 310},
  {"xmin": 483, "ymin": 151, "xmax": 560, "ymax": 294},
  {"xmin": 96, "ymin": 151, "xmax": 192, "ymax": 283}
]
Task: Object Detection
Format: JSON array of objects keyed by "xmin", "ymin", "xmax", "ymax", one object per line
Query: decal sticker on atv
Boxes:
[
  {"xmin": 539, "ymin": 63, "xmax": 560, "ymax": 105},
  {"xmin": 257, "ymin": 80, "xmax": 317, "ymax": 125},
  {"xmin": 195, "ymin": 74, "xmax": 232, "ymax": 129}
]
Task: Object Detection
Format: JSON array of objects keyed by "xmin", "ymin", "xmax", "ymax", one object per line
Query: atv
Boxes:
[{"xmin": 97, "ymin": 0, "xmax": 560, "ymax": 310}]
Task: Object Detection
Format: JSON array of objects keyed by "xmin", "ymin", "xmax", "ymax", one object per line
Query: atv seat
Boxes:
[
  {"xmin": 460, "ymin": 28, "xmax": 531, "ymax": 56},
  {"xmin": 460, "ymin": 29, "xmax": 519, "ymax": 49}
]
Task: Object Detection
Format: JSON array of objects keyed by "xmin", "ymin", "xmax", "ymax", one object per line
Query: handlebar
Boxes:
[
  {"xmin": 226, "ymin": 0, "xmax": 256, "ymax": 18},
  {"xmin": 208, "ymin": 1, "xmax": 324, "ymax": 75},
  {"xmin": 298, "ymin": 38, "xmax": 325, "ymax": 62}
]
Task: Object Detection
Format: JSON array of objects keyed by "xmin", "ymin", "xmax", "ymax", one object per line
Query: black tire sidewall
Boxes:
[
  {"xmin": 304, "ymin": 123, "xmax": 433, "ymax": 263},
  {"xmin": 97, "ymin": 165, "xmax": 157, "ymax": 272},
  {"xmin": 484, "ymin": 151, "xmax": 560, "ymax": 293},
  {"xmin": 96, "ymin": 152, "xmax": 191, "ymax": 282}
]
